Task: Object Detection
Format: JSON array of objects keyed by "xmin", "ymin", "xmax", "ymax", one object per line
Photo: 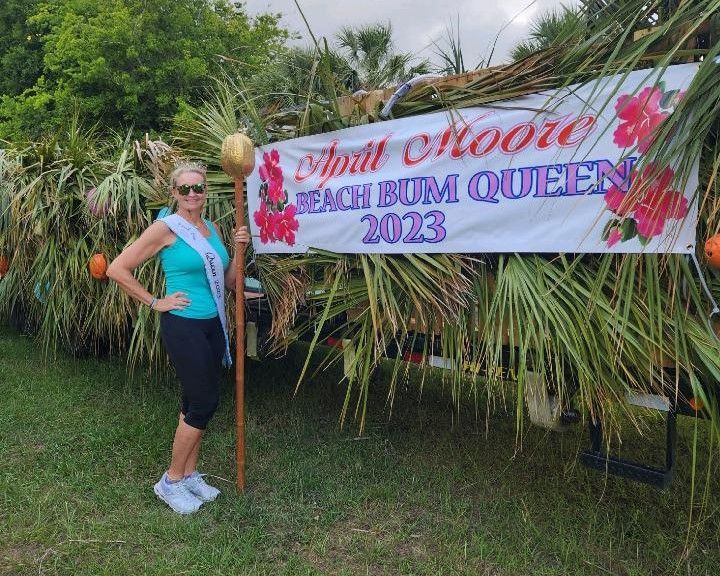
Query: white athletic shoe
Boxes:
[
  {"xmin": 183, "ymin": 471, "xmax": 221, "ymax": 502},
  {"xmin": 153, "ymin": 472, "xmax": 203, "ymax": 514}
]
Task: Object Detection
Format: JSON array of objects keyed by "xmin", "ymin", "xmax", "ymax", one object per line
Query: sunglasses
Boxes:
[{"xmin": 176, "ymin": 182, "xmax": 206, "ymax": 195}]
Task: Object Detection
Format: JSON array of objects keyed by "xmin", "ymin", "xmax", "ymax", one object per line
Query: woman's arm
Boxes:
[
  {"xmin": 217, "ymin": 224, "xmax": 250, "ymax": 292},
  {"xmin": 107, "ymin": 221, "xmax": 190, "ymax": 313}
]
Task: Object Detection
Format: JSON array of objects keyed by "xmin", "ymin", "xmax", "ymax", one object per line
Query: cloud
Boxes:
[{"xmin": 244, "ymin": 0, "xmax": 571, "ymax": 67}]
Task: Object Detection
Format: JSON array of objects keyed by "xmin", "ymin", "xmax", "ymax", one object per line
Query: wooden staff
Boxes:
[
  {"xmin": 221, "ymin": 133, "xmax": 255, "ymax": 492},
  {"xmin": 234, "ymin": 175, "xmax": 246, "ymax": 492}
]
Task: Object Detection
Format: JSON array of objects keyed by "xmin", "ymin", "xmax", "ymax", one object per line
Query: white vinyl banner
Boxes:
[{"xmin": 247, "ymin": 64, "xmax": 700, "ymax": 254}]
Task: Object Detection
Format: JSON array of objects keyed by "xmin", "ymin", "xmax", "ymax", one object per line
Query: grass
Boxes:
[{"xmin": 1, "ymin": 323, "xmax": 719, "ymax": 576}]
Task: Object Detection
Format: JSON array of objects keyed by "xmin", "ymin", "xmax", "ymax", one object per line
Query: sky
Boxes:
[{"xmin": 242, "ymin": 0, "xmax": 571, "ymax": 68}]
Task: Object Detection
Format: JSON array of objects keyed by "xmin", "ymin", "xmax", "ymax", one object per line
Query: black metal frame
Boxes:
[{"xmin": 580, "ymin": 404, "xmax": 677, "ymax": 489}]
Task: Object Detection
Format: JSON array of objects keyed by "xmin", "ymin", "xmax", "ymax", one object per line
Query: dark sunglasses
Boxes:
[{"xmin": 176, "ymin": 182, "xmax": 206, "ymax": 195}]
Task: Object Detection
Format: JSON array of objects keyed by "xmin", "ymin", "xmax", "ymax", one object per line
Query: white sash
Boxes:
[{"xmin": 160, "ymin": 214, "xmax": 232, "ymax": 367}]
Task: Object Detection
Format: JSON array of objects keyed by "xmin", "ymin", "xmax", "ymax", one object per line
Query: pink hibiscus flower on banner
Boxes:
[
  {"xmin": 259, "ymin": 149, "xmax": 286, "ymax": 204},
  {"xmin": 253, "ymin": 148, "xmax": 300, "ymax": 247},
  {"xmin": 266, "ymin": 176, "xmax": 285, "ymax": 204},
  {"xmin": 259, "ymin": 149, "xmax": 282, "ymax": 182},
  {"xmin": 613, "ymin": 86, "xmax": 668, "ymax": 153},
  {"xmin": 273, "ymin": 204, "xmax": 300, "ymax": 246},
  {"xmin": 602, "ymin": 163, "xmax": 689, "ymax": 247},
  {"xmin": 612, "ymin": 84, "xmax": 685, "ymax": 155},
  {"xmin": 604, "ymin": 182, "xmax": 635, "ymax": 216},
  {"xmin": 253, "ymin": 202, "xmax": 277, "ymax": 244}
]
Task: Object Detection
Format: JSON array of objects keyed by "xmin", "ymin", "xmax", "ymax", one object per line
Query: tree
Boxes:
[
  {"xmin": 336, "ymin": 23, "xmax": 431, "ymax": 90},
  {"xmin": 256, "ymin": 44, "xmax": 358, "ymax": 103},
  {"xmin": 0, "ymin": 0, "xmax": 289, "ymax": 141},
  {"xmin": 510, "ymin": 6, "xmax": 583, "ymax": 61},
  {"xmin": 250, "ymin": 22, "xmax": 432, "ymax": 116},
  {"xmin": 0, "ymin": 0, "xmax": 44, "ymax": 98}
]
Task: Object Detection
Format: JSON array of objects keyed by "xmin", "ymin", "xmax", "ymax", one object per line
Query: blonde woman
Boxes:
[{"xmin": 108, "ymin": 162, "xmax": 249, "ymax": 514}]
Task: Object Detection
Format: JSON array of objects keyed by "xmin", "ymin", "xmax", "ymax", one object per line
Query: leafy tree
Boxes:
[
  {"xmin": 0, "ymin": 0, "xmax": 44, "ymax": 98},
  {"xmin": 250, "ymin": 22, "xmax": 431, "ymax": 117},
  {"xmin": 0, "ymin": 0, "xmax": 288, "ymax": 141}
]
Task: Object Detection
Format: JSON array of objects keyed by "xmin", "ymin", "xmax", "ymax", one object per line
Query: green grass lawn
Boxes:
[{"xmin": 1, "ymin": 323, "xmax": 719, "ymax": 576}]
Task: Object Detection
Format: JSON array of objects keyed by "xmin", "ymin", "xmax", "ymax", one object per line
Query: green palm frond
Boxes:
[{"xmin": 431, "ymin": 17, "xmax": 472, "ymax": 75}]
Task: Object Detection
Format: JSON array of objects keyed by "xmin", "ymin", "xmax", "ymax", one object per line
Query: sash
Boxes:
[{"xmin": 160, "ymin": 214, "xmax": 232, "ymax": 367}]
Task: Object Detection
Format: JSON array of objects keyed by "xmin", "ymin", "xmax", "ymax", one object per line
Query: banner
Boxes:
[{"xmin": 247, "ymin": 64, "xmax": 700, "ymax": 254}]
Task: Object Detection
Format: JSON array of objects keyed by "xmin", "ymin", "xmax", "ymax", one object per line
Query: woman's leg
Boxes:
[
  {"xmin": 167, "ymin": 420, "xmax": 203, "ymax": 480},
  {"xmin": 180, "ymin": 412, "xmax": 203, "ymax": 477},
  {"xmin": 161, "ymin": 314, "xmax": 225, "ymax": 479},
  {"xmin": 161, "ymin": 315, "xmax": 217, "ymax": 477},
  {"xmin": 180, "ymin": 318, "xmax": 225, "ymax": 477}
]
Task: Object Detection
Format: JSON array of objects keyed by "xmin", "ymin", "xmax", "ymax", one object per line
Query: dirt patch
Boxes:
[{"xmin": 3, "ymin": 541, "xmax": 43, "ymax": 572}]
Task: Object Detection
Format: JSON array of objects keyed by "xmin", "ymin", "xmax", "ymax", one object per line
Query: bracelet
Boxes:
[{"xmin": 149, "ymin": 297, "xmax": 158, "ymax": 310}]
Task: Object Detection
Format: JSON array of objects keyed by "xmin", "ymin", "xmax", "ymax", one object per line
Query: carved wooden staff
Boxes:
[{"xmin": 220, "ymin": 133, "xmax": 255, "ymax": 492}]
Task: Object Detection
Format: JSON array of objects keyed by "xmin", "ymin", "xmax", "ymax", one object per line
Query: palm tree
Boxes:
[
  {"xmin": 335, "ymin": 23, "xmax": 431, "ymax": 90},
  {"xmin": 510, "ymin": 6, "xmax": 584, "ymax": 61},
  {"xmin": 253, "ymin": 44, "xmax": 358, "ymax": 104}
]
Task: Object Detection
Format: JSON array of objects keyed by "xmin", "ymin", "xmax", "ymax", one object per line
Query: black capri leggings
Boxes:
[{"xmin": 160, "ymin": 313, "xmax": 225, "ymax": 430}]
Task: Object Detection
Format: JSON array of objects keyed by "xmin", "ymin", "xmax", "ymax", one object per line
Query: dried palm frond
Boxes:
[{"xmin": 0, "ymin": 123, "xmax": 176, "ymax": 375}]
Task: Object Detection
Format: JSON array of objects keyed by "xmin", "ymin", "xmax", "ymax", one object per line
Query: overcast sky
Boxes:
[{"xmin": 243, "ymin": 0, "xmax": 571, "ymax": 68}]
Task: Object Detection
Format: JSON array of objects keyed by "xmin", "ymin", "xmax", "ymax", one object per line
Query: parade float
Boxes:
[
  {"xmin": 228, "ymin": 0, "xmax": 720, "ymax": 487},
  {"xmin": 0, "ymin": 0, "xmax": 718, "ymax": 488}
]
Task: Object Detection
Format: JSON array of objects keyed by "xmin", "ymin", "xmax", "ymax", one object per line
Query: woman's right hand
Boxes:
[{"xmin": 154, "ymin": 292, "xmax": 190, "ymax": 312}]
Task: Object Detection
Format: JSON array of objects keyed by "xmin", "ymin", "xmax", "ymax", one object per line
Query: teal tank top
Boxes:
[{"xmin": 159, "ymin": 219, "xmax": 230, "ymax": 319}]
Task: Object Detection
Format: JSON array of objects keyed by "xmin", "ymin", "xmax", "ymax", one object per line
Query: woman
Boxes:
[{"xmin": 107, "ymin": 162, "xmax": 250, "ymax": 515}]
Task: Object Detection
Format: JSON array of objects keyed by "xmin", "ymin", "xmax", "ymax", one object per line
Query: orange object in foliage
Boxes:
[
  {"xmin": 705, "ymin": 234, "xmax": 720, "ymax": 269},
  {"xmin": 89, "ymin": 253, "xmax": 108, "ymax": 280},
  {"xmin": 0, "ymin": 255, "xmax": 8, "ymax": 276},
  {"xmin": 688, "ymin": 397, "xmax": 704, "ymax": 412}
]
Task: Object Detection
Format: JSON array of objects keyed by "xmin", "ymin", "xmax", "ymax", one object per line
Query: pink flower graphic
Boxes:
[
  {"xmin": 258, "ymin": 149, "xmax": 282, "ymax": 183},
  {"xmin": 273, "ymin": 204, "xmax": 300, "ymax": 246},
  {"xmin": 602, "ymin": 163, "xmax": 689, "ymax": 246},
  {"xmin": 634, "ymin": 184, "xmax": 688, "ymax": 238},
  {"xmin": 613, "ymin": 86, "xmax": 668, "ymax": 153},
  {"xmin": 259, "ymin": 149, "xmax": 286, "ymax": 204},
  {"xmin": 253, "ymin": 202, "xmax": 277, "ymax": 244},
  {"xmin": 604, "ymin": 183, "xmax": 634, "ymax": 216},
  {"xmin": 253, "ymin": 148, "xmax": 300, "ymax": 246},
  {"xmin": 267, "ymin": 176, "xmax": 285, "ymax": 204}
]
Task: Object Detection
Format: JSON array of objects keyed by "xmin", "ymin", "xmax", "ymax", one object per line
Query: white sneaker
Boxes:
[
  {"xmin": 183, "ymin": 471, "xmax": 221, "ymax": 502},
  {"xmin": 153, "ymin": 472, "xmax": 203, "ymax": 514}
]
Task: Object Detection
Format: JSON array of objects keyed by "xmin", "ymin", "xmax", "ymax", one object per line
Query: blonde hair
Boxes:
[{"xmin": 168, "ymin": 161, "xmax": 207, "ymax": 189}]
